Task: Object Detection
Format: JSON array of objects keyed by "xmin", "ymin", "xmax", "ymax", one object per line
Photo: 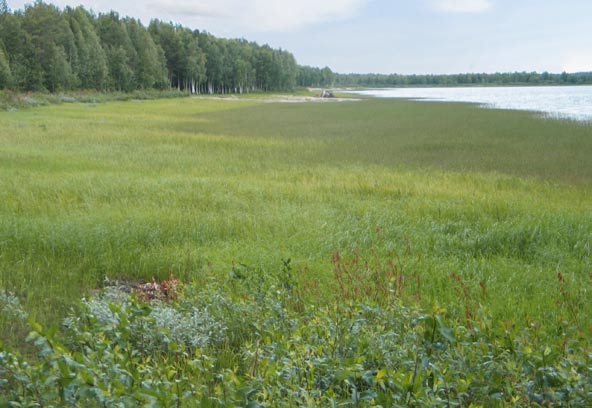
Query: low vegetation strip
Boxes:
[
  {"xmin": 0, "ymin": 96, "xmax": 590, "ymax": 405},
  {"xmin": 1, "ymin": 266, "xmax": 590, "ymax": 406}
]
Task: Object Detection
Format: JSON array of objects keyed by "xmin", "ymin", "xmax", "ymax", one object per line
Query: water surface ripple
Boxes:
[{"xmin": 351, "ymin": 86, "xmax": 592, "ymax": 122}]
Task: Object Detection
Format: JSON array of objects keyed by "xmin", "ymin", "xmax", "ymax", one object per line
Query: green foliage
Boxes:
[
  {"xmin": 66, "ymin": 6, "xmax": 109, "ymax": 90},
  {"xmin": 0, "ymin": 96, "xmax": 590, "ymax": 404},
  {"xmin": 0, "ymin": 88, "xmax": 190, "ymax": 110},
  {"xmin": 64, "ymin": 287, "xmax": 227, "ymax": 354},
  {"xmin": 21, "ymin": 1, "xmax": 77, "ymax": 91},
  {"xmin": 298, "ymin": 65, "xmax": 334, "ymax": 87},
  {"xmin": 0, "ymin": 3, "xmax": 298, "ymax": 94},
  {"xmin": 0, "ymin": 290, "xmax": 28, "ymax": 339},
  {"xmin": 0, "ymin": 41, "xmax": 10, "ymax": 89},
  {"xmin": 0, "ymin": 96, "xmax": 590, "ymax": 334},
  {"xmin": 1, "ymin": 269, "xmax": 590, "ymax": 406},
  {"xmin": 334, "ymin": 70, "xmax": 592, "ymax": 87}
]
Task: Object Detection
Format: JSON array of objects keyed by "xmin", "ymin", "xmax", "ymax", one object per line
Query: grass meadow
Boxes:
[
  {"xmin": 0, "ymin": 95, "xmax": 591, "ymax": 405},
  {"xmin": 1, "ymin": 96, "xmax": 590, "ymax": 333}
]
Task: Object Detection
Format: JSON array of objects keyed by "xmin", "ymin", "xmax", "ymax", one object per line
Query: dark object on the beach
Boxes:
[{"xmin": 318, "ymin": 90, "xmax": 335, "ymax": 98}]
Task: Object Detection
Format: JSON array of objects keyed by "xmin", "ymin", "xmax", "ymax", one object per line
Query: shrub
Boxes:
[{"xmin": 1, "ymin": 265, "xmax": 590, "ymax": 407}]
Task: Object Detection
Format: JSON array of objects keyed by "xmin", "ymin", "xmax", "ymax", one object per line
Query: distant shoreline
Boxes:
[
  {"xmin": 330, "ymin": 82, "xmax": 592, "ymax": 91},
  {"xmin": 346, "ymin": 85, "xmax": 592, "ymax": 122}
]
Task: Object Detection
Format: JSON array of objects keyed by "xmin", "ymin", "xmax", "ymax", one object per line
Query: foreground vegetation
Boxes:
[
  {"xmin": 1, "ymin": 96, "xmax": 591, "ymax": 405},
  {"xmin": 1, "ymin": 267, "xmax": 590, "ymax": 406}
]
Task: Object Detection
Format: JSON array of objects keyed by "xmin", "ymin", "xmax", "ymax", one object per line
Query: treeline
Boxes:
[
  {"xmin": 0, "ymin": 1, "xmax": 304, "ymax": 93},
  {"xmin": 333, "ymin": 71, "xmax": 592, "ymax": 87}
]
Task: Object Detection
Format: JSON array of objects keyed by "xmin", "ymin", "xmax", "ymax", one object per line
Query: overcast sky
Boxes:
[{"xmin": 7, "ymin": 0, "xmax": 592, "ymax": 74}]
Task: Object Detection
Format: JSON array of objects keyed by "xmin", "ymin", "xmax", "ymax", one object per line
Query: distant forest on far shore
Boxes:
[
  {"xmin": 331, "ymin": 71, "xmax": 592, "ymax": 87},
  {"xmin": 0, "ymin": 1, "xmax": 590, "ymax": 94}
]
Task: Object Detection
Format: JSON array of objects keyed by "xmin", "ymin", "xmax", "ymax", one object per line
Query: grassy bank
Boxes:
[
  {"xmin": 1, "ymin": 95, "xmax": 591, "ymax": 405},
  {"xmin": 0, "ymin": 96, "xmax": 590, "ymax": 334},
  {"xmin": 0, "ymin": 89, "xmax": 195, "ymax": 111}
]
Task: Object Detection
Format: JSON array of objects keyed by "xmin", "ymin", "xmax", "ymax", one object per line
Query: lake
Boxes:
[{"xmin": 350, "ymin": 85, "xmax": 592, "ymax": 122}]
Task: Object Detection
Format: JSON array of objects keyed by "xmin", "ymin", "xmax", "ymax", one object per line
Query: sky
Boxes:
[{"xmin": 6, "ymin": 0, "xmax": 592, "ymax": 74}]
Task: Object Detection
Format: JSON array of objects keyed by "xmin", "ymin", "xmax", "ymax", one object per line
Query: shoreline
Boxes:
[{"xmin": 345, "ymin": 85, "xmax": 592, "ymax": 122}]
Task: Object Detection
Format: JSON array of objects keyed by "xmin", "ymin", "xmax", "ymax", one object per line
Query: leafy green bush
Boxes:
[
  {"xmin": 64, "ymin": 287, "xmax": 227, "ymax": 355},
  {"xmin": 1, "ymin": 262, "xmax": 590, "ymax": 407}
]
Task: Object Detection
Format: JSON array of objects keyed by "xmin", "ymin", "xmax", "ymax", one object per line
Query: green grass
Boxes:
[{"xmin": 0, "ymin": 96, "xmax": 590, "ymax": 339}]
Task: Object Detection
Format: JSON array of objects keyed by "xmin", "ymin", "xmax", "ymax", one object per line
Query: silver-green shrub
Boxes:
[{"xmin": 0, "ymin": 290, "xmax": 28, "ymax": 321}]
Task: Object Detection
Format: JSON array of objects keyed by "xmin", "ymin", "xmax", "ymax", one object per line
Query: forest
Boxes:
[
  {"xmin": 0, "ymin": 1, "xmax": 335, "ymax": 94},
  {"xmin": 333, "ymin": 71, "xmax": 592, "ymax": 87}
]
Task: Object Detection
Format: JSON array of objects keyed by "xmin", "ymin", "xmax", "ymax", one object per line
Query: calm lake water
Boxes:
[{"xmin": 350, "ymin": 86, "xmax": 592, "ymax": 122}]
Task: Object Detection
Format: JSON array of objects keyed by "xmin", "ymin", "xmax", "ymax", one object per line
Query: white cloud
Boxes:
[
  {"xmin": 151, "ymin": 0, "xmax": 369, "ymax": 32},
  {"xmin": 147, "ymin": 1, "xmax": 238, "ymax": 19},
  {"xmin": 8, "ymin": 0, "xmax": 369, "ymax": 32},
  {"xmin": 562, "ymin": 50, "xmax": 592, "ymax": 73},
  {"xmin": 429, "ymin": 0, "xmax": 493, "ymax": 14}
]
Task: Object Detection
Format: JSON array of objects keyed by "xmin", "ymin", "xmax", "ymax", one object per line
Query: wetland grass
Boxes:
[{"xmin": 0, "ymin": 96, "xmax": 590, "ymax": 336}]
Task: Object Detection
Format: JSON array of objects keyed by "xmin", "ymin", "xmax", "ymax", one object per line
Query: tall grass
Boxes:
[{"xmin": 0, "ymin": 97, "xmax": 590, "ymax": 340}]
